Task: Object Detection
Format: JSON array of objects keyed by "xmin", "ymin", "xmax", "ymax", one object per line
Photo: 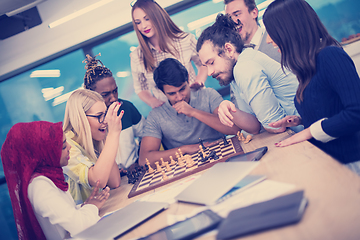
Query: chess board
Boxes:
[{"xmin": 128, "ymin": 136, "xmax": 244, "ymax": 198}]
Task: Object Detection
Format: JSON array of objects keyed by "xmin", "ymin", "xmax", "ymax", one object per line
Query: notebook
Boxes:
[
  {"xmin": 71, "ymin": 201, "xmax": 169, "ymax": 240},
  {"xmin": 216, "ymin": 190, "xmax": 308, "ymax": 239},
  {"xmin": 175, "ymin": 162, "xmax": 259, "ymax": 206}
]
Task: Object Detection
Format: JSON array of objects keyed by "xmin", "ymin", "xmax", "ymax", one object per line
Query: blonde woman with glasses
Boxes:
[
  {"xmin": 63, "ymin": 89, "xmax": 124, "ymax": 204},
  {"xmin": 130, "ymin": 0, "xmax": 208, "ymax": 108}
]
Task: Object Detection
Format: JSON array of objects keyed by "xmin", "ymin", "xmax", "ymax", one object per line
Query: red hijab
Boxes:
[{"xmin": 1, "ymin": 121, "xmax": 68, "ymax": 240}]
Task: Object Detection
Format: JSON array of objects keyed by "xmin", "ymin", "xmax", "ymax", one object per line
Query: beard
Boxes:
[{"xmin": 212, "ymin": 56, "xmax": 236, "ymax": 86}]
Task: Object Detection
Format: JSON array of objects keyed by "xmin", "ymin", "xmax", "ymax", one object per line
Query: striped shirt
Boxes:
[{"xmin": 130, "ymin": 33, "xmax": 202, "ymax": 102}]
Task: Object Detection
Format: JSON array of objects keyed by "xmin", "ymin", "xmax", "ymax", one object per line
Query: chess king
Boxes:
[{"xmin": 139, "ymin": 58, "xmax": 260, "ymax": 166}]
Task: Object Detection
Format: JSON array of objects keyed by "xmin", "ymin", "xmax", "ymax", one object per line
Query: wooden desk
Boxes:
[{"xmin": 100, "ymin": 131, "xmax": 360, "ymax": 240}]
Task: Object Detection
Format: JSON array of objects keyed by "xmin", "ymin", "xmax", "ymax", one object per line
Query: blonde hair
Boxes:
[
  {"xmin": 63, "ymin": 89, "xmax": 105, "ymax": 162},
  {"xmin": 131, "ymin": 0, "xmax": 187, "ymax": 72}
]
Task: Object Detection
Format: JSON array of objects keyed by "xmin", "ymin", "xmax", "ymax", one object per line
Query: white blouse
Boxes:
[{"xmin": 28, "ymin": 176, "xmax": 100, "ymax": 240}]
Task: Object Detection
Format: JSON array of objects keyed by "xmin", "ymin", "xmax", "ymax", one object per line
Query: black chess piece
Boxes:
[
  {"xmin": 127, "ymin": 172, "xmax": 134, "ymax": 184},
  {"xmin": 222, "ymin": 135, "xmax": 229, "ymax": 146},
  {"xmin": 120, "ymin": 169, "xmax": 127, "ymax": 177},
  {"xmin": 199, "ymin": 138, "xmax": 206, "ymax": 149},
  {"xmin": 201, "ymin": 153, "xmax": 210, "ymax": 162},
  {"xmin": 208, "ymin": 150, "xmax": 219, "ymax": 160}
]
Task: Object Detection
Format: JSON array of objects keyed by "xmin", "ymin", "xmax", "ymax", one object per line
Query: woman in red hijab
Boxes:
[{"xmin": 1, "ymin": 121, "xmax": 110, "ymax": 240}]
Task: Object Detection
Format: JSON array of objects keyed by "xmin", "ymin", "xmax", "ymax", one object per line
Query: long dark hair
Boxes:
[
  {"xmin": 263, "ymin": 0, "xmax": 341, "ymax": 102},
  {"xmin": 131, "ymin": 0, "xmax": 186, "ymax": 72}
]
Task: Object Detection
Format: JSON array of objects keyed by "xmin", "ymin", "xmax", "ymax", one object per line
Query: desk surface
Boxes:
[{"xmin": 100, "ymin": 131, "xmax": 360, "ymax": 240}]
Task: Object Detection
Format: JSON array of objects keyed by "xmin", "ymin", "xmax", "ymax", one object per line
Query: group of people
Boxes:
[{"xmin": 1, "ymin": 0, "xmax": 360, "ymax": 239}]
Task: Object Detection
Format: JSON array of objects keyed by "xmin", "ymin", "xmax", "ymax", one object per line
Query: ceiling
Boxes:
[{"xmin": 0, "ymin": 0, "xmax": 45, "ymax": 16}]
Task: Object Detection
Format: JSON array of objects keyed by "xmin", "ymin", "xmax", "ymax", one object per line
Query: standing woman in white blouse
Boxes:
[
  {"xmin": 130, "ymin": 0, "xmax": 208, "ymax": 108},
  {"xmin": 1, "ymin": 121, "xmax": 110, "ymax": 240}
]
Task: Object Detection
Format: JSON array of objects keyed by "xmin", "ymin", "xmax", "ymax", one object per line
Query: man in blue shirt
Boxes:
[
  {"xmin": 197, "ymin": 14, "xmax": 301, "ymax": 133},
  {"xmin": 139, "ymin": 58, "xmax": 260, "ymax": 166}
]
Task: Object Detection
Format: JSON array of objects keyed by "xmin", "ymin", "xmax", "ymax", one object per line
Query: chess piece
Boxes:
[
  {"xmin": 162, "ymin": 171, "xmax": 168, "ymax": 180},
  {"xmin": 178, "ymin": 148, "xmax": 184, "ymax": 160},
  {"xmin": 240, "ymin": 132, "xmax": 246, "ymax": 141},
  {"xmin": 175, "ymin": 152, "xmax": 180, "ymax": 161},
  {"xmin": 237, "ymin": 131, "xmax": 241, "ymax": 141},
  {"xmin": 185, "ymin": 155, "xmax": 194, "ymax": 168},
  {"xmin": 222, "ymin": 135, "xmax": 228, "ymax": 145},
  {"xmin": 155, "ymin": 161, "xmax": 162, "ymax": 172},
  {"xmin": 160, "ymin": 157, "xmax": 165, "ymax": 166},
  {"xmin": 145, "ymin": 158, "xmax": 154, "ymax": 173},
  {"xmin": 199, "ymin": 145, "xmax": 207, "ymax": 158},
  {"xmin": 165, "ymin": 161, "xmax": 172, "ymax": 172},
  {"xmin": 177, "ymin": 155, "xmax": 185, "ymax": 166},
  {"xmin": 244, "ymin": 134, "xmax": 252, "ymax": 144},
  {"xmin": 169, "ymin": 156, "xmax": 176, "ymax": 165},
  {"xmin": 199, "ymin": 138, "xmax": 206, "ymax": 150}
]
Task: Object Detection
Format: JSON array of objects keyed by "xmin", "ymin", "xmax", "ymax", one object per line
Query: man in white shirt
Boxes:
[
  {"xmin": 224, "ymin": 0, "xmax": 281, "ymax": 62},
  {"xmin": 197, "ymin": 14, "xmax": 301, "ymax": 133}
]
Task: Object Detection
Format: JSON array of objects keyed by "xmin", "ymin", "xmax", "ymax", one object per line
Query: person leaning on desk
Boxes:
[{"xmin": 263, "ymin": 0, "xmax": 360, "ymax": 175}]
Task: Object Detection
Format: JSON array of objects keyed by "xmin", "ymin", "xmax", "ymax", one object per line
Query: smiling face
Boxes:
[
  {"xmin": 266, "ymin": 34, "xmax": 281, "ymax": 53},
  {"xmin": 133, "ymin": 7, "xmax": 156, "ymax": 39},
  {"xmin": 163, "ymin": 82, "xmax": 191, "ymax": 106},
  {"xmin": 93, "ymin": 76, "xmax": 118, "ymax": 108},
  {"xmin": 60, "ymin": 134, "xmax": 71, "ymax": 167},
  {"xmin": 198, "ymin": 41, "xmax": 237, "ymax": 86},
  {"xmin": 225, "ymin": 0, "xmax": 258, "ymax": 44},
  {"xmin": 86, "ymin": 101, "xmax": 108, "ymax": 141}
]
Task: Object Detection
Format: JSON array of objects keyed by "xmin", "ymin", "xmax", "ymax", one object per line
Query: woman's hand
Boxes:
[
  {"xmin": 275, "ymin": 127, "xmax": 312, "ymax": 147},
  {"xmin": 83, "ymin": 180, "xmax": 110, "ymax": 209},
  {"xmin": 217, "ymin": 100, "xmax": 236, "ymax": 127},
  {"xmin": 189, "ymin": 81, "xmax": 204, "ymax": 90},
  {"xmin": 137, "ymin": 90, "xmax": 164, "ymax": 108},
  {"xmin": 268, "ymin": 115, "xmax": 302, "ymax": 129},
  {"xmin": 105, "ymin": 102, "xmax": 124, "ymax": 135},
  {"xmin": 149, "ymin": 98, "xmax": 165, "ymax": 108}
]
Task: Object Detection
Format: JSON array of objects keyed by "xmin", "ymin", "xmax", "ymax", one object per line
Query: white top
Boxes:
[
  {"xmin": 28, "ymin": 176, "xmax": 100, "ymax": 240},
  {"xmin": 250, "ymin": 26, "xmax": 265, "ymax": 50},
  {"xmin": 310, "ymin": 118, "xmax": 337, "ymax": 143}
]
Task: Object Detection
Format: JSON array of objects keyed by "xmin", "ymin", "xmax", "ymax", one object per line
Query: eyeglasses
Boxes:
[
  {"xmin": 86, "ymin": 110, "xmax": 107, "ymax": 124},
  {"xmin": 130, "ymin": 0, "xmax": 154, "ymax": 7}
]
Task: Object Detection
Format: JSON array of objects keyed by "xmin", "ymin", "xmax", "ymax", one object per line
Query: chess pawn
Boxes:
[
  {"xmin": 160, "ymin": 157, "xmax": 165, "ymax": 166},
  {"xmin": 175, "ymin": 152, "xmax": 180, "ymax": 160},
  {"xmin": 162, "ymin": 171, "xmax": 168, "ymax": 180},
  {"xmin": 145, "ymin": 158, "xmax": 154, "ymax": 174},
  {"xmin": 164, "ymin": 161, "xmax": 172, "ymax": 172},
  {"xmin": 155, "ymin": 161, "xmax": 162, "ymax": 172},
  {"xmin": 200, "ymin": 145, "xmax": 207, "ymax": 158},
  {"xmin": 169, "ymin": 156, "xmax": 176, "ymax": 165}
]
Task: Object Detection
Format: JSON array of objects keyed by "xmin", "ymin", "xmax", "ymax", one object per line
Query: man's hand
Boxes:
[
  {"xmin": 173, "ymin": 101, "xmax": 194, "ymax": 116},
  {"xmin": 268, "ymin": 115, "xmax": 302, "ymax": 129},
  {"xmin": 218, "ymin": 100, "xmax": 236, "ymax": 127}
]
